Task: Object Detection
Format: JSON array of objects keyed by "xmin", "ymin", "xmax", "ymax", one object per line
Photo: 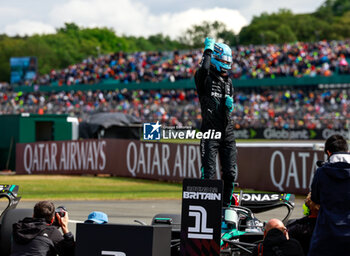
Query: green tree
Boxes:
[
  {"xmin": 239, "ymin": 9, "xmax": 296, "ymax": 44},
  {"xmin": 316, "ymin": 0, "xmax": 350, "ymax": 17},
  {"xmin": 332, "ymin": 11, "xmax": 350, "ymax": 39},
  {"xmin": 238, "ymin": 2, "xmax": 350, "ymax": 44},
  {"xmin": 178, "ymin": 21, "xmax": 236, "ymax": 48},
  {"xmin": 276, "ymin": 24, "xmax": 296, "ymax": 43},
  {"xmin": 260, "ymin": 31, "xmax": 280, "ymax": 44}
]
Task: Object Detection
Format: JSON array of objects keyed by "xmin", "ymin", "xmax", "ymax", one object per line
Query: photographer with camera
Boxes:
[
  {"xmin": 308, "ymin": 134, "xmax": 350, "ymax": 256},
  {"xmin": 252, "ymin": 218, "xmax": 304, "ymax": 256},
  {"xmin": 11, "ymin": 201, "xmax": 75, "ymax": 256}
]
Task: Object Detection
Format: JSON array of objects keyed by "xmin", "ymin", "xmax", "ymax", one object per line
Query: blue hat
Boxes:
[{"xmin": 85, "ymin": 211, "xmax": 108, "ymax": 224}]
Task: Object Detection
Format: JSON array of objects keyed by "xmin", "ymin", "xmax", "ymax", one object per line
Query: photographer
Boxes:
[
  {"xmin": 286, "ymin": 192, "xmax": 319, "ymax": 255},
  {"xmin": 253, "ymin": 219, "xmax": 304, "ymax": 256},
  {"xmin": 308, "ymin": 134, "xmax": 350, "ymax": 256},
  {"xmin": 11, "ymin": 201, "xmax": 75, "ymax": 256}
]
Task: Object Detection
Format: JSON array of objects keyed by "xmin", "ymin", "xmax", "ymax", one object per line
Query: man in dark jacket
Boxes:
[
  {"xmin": 11, "ymin": 201, "xmax": 75, "ymax": 256},
  {"xmin": 308, "ymin": 134, "xmax": 350, "ymax": 256},
  {"xmin": 195, "ymin": 37, "xmax": 237, "ymax": 208},
  {"xmin": 253, "ymin": 218, "xmax": 304, "ymax": 256},
  {"xmin": 287, "ymin": 192, "xmax": 319, "ymax": 255}
]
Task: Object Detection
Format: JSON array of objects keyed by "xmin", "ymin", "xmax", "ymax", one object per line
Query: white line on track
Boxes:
[{"xmin": 69, "ymin": 220, "xmax": 84, "ymax": 223}]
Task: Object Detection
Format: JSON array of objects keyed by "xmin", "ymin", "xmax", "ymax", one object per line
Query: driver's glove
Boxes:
[
  {"xmin": 204, "ymin": 37, "xmax": 215, "ymax": 52},
  {"xmin": 225, "ymin": 95, "xmax": 234, "ymax": 113}
]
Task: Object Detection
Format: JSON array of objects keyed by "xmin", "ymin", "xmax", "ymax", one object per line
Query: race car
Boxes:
[
  {"xmin": 152, "ymin": 191, "xmax": 295, "ymax": 256},
  {"xmin": 0, "ymin": 184, "xmax": 31, "ymax": 256},
  {"xmin": 220, "ymin": 192, "xmax": 294, "ymax": 255}
]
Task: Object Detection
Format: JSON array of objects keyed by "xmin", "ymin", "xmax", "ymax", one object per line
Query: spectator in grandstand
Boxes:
[
  {"xmin": 2, "ymin": 86, "xmax": 350, "ymax": 130},
  {"xmin": 308, "ymin": 134, "xmax": 350, "ymax": 256},
  {"xmin": 252, "ymin": 218, "xmax": 304, "ymax": 256},
  {"xmin": 195, "ymin": 37, "xmax": 237, "ymax": 209},
  {"xmin": 11, "ymin": 201, "xmax": 75, "ymax": 256},
  {"xmin": 230, "ymin": 40, "xmax": 350, "ymax": 79},
  {"xmin": 24, "ymin": 50, "xmax": 202, "ymax": 87},
  {"xmin": 286, "ymin": 192, "xmax": 319, "ymax": 255},
  {"xmin": 84, "ymin": 211, "xmax": 108, "ymax": 224},
  {"xmin": 19, "ymin": 40, "xmax": 350, "ymax": 87}
]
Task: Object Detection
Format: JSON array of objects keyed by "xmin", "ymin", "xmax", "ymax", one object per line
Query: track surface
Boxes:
[{"xmin": 16, "ymin": 198, "xmax": 304, "ymax": 236}]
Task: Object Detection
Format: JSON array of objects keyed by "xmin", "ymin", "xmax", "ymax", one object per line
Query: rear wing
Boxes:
[
  {"xmin": 0, "ymin": 185, "xmax": 21, "ymax": 219},
  {"xmin": 233, "ymin": 192, "xmax": 295, "ymax": 223}
]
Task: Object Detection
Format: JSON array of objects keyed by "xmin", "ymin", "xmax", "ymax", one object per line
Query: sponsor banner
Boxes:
[
  {"xmin": 234, "ymin": 128, "xmax": 350, "ymax": 140},
  {"xmin": 180, "ymin": 179, "xmax": 222, "ymax": 256},
  {"xmin": 16, "ymin": 139, "xmax": 207, "ymax": 180},
  {"xmin": 16, "ymin": 140, "xmax": 109, "ymax": 175},
  {"xmin": 234, "ymin": 193, "xmax": 281, "ymax": 203},
  {"xmin": 238, "ymin": 147, "xmax": 326, "ymax": 194},
  {"xmin": 16, "ymin": 139, "xmax": 326, "ymax": 194}
]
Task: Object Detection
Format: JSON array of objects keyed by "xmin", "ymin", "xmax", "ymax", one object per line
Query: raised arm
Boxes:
[{"xmin": 195, "ymin": 37, "xmax": 215, "ymax": 92}]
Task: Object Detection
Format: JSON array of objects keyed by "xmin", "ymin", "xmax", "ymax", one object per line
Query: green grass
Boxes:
[
  {"xmin": 0, "ymin": 175, "xmax": 306, "ymax": 201},
  {"xmin": 0, "ymin": 175, "xmax": 182, "ymax": 200}
]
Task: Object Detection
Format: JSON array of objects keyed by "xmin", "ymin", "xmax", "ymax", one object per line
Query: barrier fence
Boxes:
[{"xmin": 16, "ymin": 139, "xmax": 325, "ymax": 194}]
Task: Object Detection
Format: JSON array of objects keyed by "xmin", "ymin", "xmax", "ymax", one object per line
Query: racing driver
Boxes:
[{"xmin": 195, "ymin": 37, "xmax": 237, "ymax": 208}]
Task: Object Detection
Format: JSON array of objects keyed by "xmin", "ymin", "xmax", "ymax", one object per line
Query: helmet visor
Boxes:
[
  {"xmin": 214, "ymin": 55, "xmax": 232, "ymax": 64},
  {"xmin": 213, "ymin": 56, "xmax": 232, "ymax": 71}
]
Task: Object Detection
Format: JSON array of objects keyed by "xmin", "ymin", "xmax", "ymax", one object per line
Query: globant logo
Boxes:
[{"xmin": 143, "ymin": 122, "xmax": 221, "ymax": 140}]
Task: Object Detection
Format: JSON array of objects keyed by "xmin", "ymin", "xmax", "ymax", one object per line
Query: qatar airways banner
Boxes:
[{"xmin": 16, "ymin": 139, "xmax": 326, "ymax": 194}]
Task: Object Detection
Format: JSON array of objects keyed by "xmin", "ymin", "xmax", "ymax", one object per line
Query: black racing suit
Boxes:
[
  {"xmin": 195, "ymin": 49, "xmax": 237, "ymax": 207},
  {"xmin": 286, "ymin": 216, "xmax": 317, "ymax": 255}
]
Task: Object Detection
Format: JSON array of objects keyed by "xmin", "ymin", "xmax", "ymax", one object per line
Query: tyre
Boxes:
[{"xmin": 0, "ymin": 208, "xmax": 33, "ymax": 256}]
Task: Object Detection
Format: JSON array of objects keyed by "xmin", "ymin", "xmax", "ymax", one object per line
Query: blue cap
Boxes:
[{"xmin": 85, "ymin": 211, "xmax": 108, "ymax": 224}]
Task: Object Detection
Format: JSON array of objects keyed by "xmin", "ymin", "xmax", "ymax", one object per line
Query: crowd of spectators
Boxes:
[
  {"xmin": 233, "ymin": 88, "xmax": 350, "ymax": 130},
  {"xmin": 231, "ymin": 40, "xmax": 350, "ymax": 79},
  {"xmin": 1, "ymin": 82, "xmax": 349, "ymax": 130},
  {"xmin": 24, "ymin": 51, "xmax": 201, "ymax": 86},
  {"xmin": 18, "ymin": 40, "xmax": 350, "ymax": 87}
]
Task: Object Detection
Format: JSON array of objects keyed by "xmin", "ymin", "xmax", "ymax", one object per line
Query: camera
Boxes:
[
  {"xmin": 316, "ymin": 160, "xmax": 325, "ymax": 167},
  {"xmin": 53, "ymin": 206, "xmax": 67, "ymax": 226}
]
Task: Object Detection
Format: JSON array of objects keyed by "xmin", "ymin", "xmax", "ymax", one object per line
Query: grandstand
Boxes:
[
  {"xmin": 1, "ymin": 40, "xmax": 350, "ymax": 139},
  {"xmin": 10, "ymin": 40, "xmax": 350, "ymax": 87}
]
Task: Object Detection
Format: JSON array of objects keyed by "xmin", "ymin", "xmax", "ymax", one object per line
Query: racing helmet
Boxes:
[{"xmin": 211, "ymin": 42, "xmax": 232, "ymax": 72}]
